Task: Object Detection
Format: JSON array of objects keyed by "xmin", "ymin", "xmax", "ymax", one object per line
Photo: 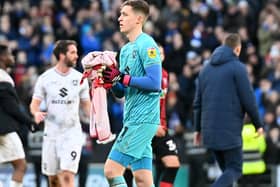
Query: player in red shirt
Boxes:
[{"xmin": 151, "ymin": 45, "xmax": 180, "ymax": 187}]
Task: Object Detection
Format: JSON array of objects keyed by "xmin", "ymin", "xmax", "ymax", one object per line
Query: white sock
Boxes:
[{"xmin": 10, "ymin": 181, "xmax": 23, "ymax": 187}]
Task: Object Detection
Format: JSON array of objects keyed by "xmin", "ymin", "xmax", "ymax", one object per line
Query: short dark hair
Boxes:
[
  {"xmin": 0, "ymin": 44, "xmax": 8, "ymax": 56},
  {"xmin": 223, "ymin": 33, "xmax": 241, "ymax": 49},
  {"xmin": 121, "ymin": 0, "xmax": 149, "ymax": 17},
  {"xmin": 53, "ymin": 40, "xmax": 77, "ymax": 60}
]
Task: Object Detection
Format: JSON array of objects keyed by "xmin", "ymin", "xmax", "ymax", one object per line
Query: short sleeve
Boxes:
[
  {"xmin": 79, "ymin": 78, "xmax": 90, "ymax": 100},
  {"xmin": 33, "ymin": 76, "xmax": 45, "ymax": 100}
]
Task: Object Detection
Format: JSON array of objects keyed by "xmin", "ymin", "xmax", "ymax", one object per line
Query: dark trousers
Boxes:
[{"xmin": 211, "ymin": 146, "xmax": 242, "ymax": 187}]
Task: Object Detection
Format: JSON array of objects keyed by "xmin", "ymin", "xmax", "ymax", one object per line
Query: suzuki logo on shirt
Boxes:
[{"xmin": 59, "ymin": 88, "xmax": 68, "ymax": 97}]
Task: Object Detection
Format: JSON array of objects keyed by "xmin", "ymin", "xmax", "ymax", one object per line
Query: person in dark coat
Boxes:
[
  {"xmin": 193, "ymin": 33, "xmax": 264, "ymax": 187},
  {"xmin": 0, "ymin": 44, "xmax": 38, "ymax": 187}
]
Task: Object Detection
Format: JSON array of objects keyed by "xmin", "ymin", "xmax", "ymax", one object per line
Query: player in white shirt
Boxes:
[{"xmin": 30, "ymin": 40, "xmax": 91, "ymax": 187}]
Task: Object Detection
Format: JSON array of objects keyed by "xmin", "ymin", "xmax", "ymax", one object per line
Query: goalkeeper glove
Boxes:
[{"xmin": 103, "ymin": 66, "xmax": 131, "ymax": 86}]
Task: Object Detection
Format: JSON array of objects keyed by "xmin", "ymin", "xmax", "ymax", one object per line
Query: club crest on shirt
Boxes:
[
  {"xmin": 72, "ymin": 80, "xmax": 78, "ymax": 86},
  {"xmin": 132, "ymin": 50, "xmax": 137, "ymax": 58},
  {"xmin": 147, "ymin": 47, "xmax": 157, "ymax": 58}
]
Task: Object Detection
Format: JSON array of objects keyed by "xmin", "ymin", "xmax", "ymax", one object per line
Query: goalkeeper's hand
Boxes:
[{"xmin": 103, "ymin": 66, "xmax": 131, "ymax": 86}]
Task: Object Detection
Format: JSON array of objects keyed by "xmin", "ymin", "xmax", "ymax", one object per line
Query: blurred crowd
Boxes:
[{"xmin": 2, "ymin": 0, "xmax": 280, "ymax": 168}]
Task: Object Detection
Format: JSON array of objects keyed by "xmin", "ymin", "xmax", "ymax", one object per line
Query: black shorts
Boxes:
[{"xmin": 152, "ymin": 134, "xmax": 178, "ymax": 161}]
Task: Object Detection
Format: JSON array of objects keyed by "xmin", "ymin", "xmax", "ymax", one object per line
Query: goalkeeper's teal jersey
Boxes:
[{"xmin": 119, "ymin": 33, "xmax": 161, "ymax": 126}]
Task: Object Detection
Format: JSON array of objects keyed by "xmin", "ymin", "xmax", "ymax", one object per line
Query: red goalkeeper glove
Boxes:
[{"xmin": 103, "ymin": 66, "xmax": 131, "ymax": 86}]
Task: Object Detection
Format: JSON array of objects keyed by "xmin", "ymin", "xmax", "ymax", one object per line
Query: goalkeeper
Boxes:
[
  {"xmin": 102, "ymin": 1, "xmax": 161, "ymax": 187},
  {"xmin": 123, "ymin": 45, "xmax": 180, "ymax": 187}
]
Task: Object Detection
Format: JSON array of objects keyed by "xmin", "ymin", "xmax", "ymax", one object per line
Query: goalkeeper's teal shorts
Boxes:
[
  {"xmin": 109, "ymin": 123, "xmax": 158, "ymax": 163},
  {"xmin": 109, "ymin": 149, "xmax": 153, "ymax": 171}
]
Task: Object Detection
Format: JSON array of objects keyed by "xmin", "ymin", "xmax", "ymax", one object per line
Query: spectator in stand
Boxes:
[
  {"xmin": 258, "ymin": 3, "xmax": 280, "ymax": 58},
  {"xmin": 264, "ymin": 126, "xmax": 280, "ymax": 164}
]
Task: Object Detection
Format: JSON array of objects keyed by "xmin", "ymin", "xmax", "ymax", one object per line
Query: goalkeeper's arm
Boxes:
[
  {"xmin": 129, "ymin": 64, "xmax": 161, "ymax": 92},
  {"xmin": 111, "ymin": 83, "xmax": 125, "ymax": 98},
  {"xmin": 104, "ymin": 63, "xmax": 161, "ymax": 92}
]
